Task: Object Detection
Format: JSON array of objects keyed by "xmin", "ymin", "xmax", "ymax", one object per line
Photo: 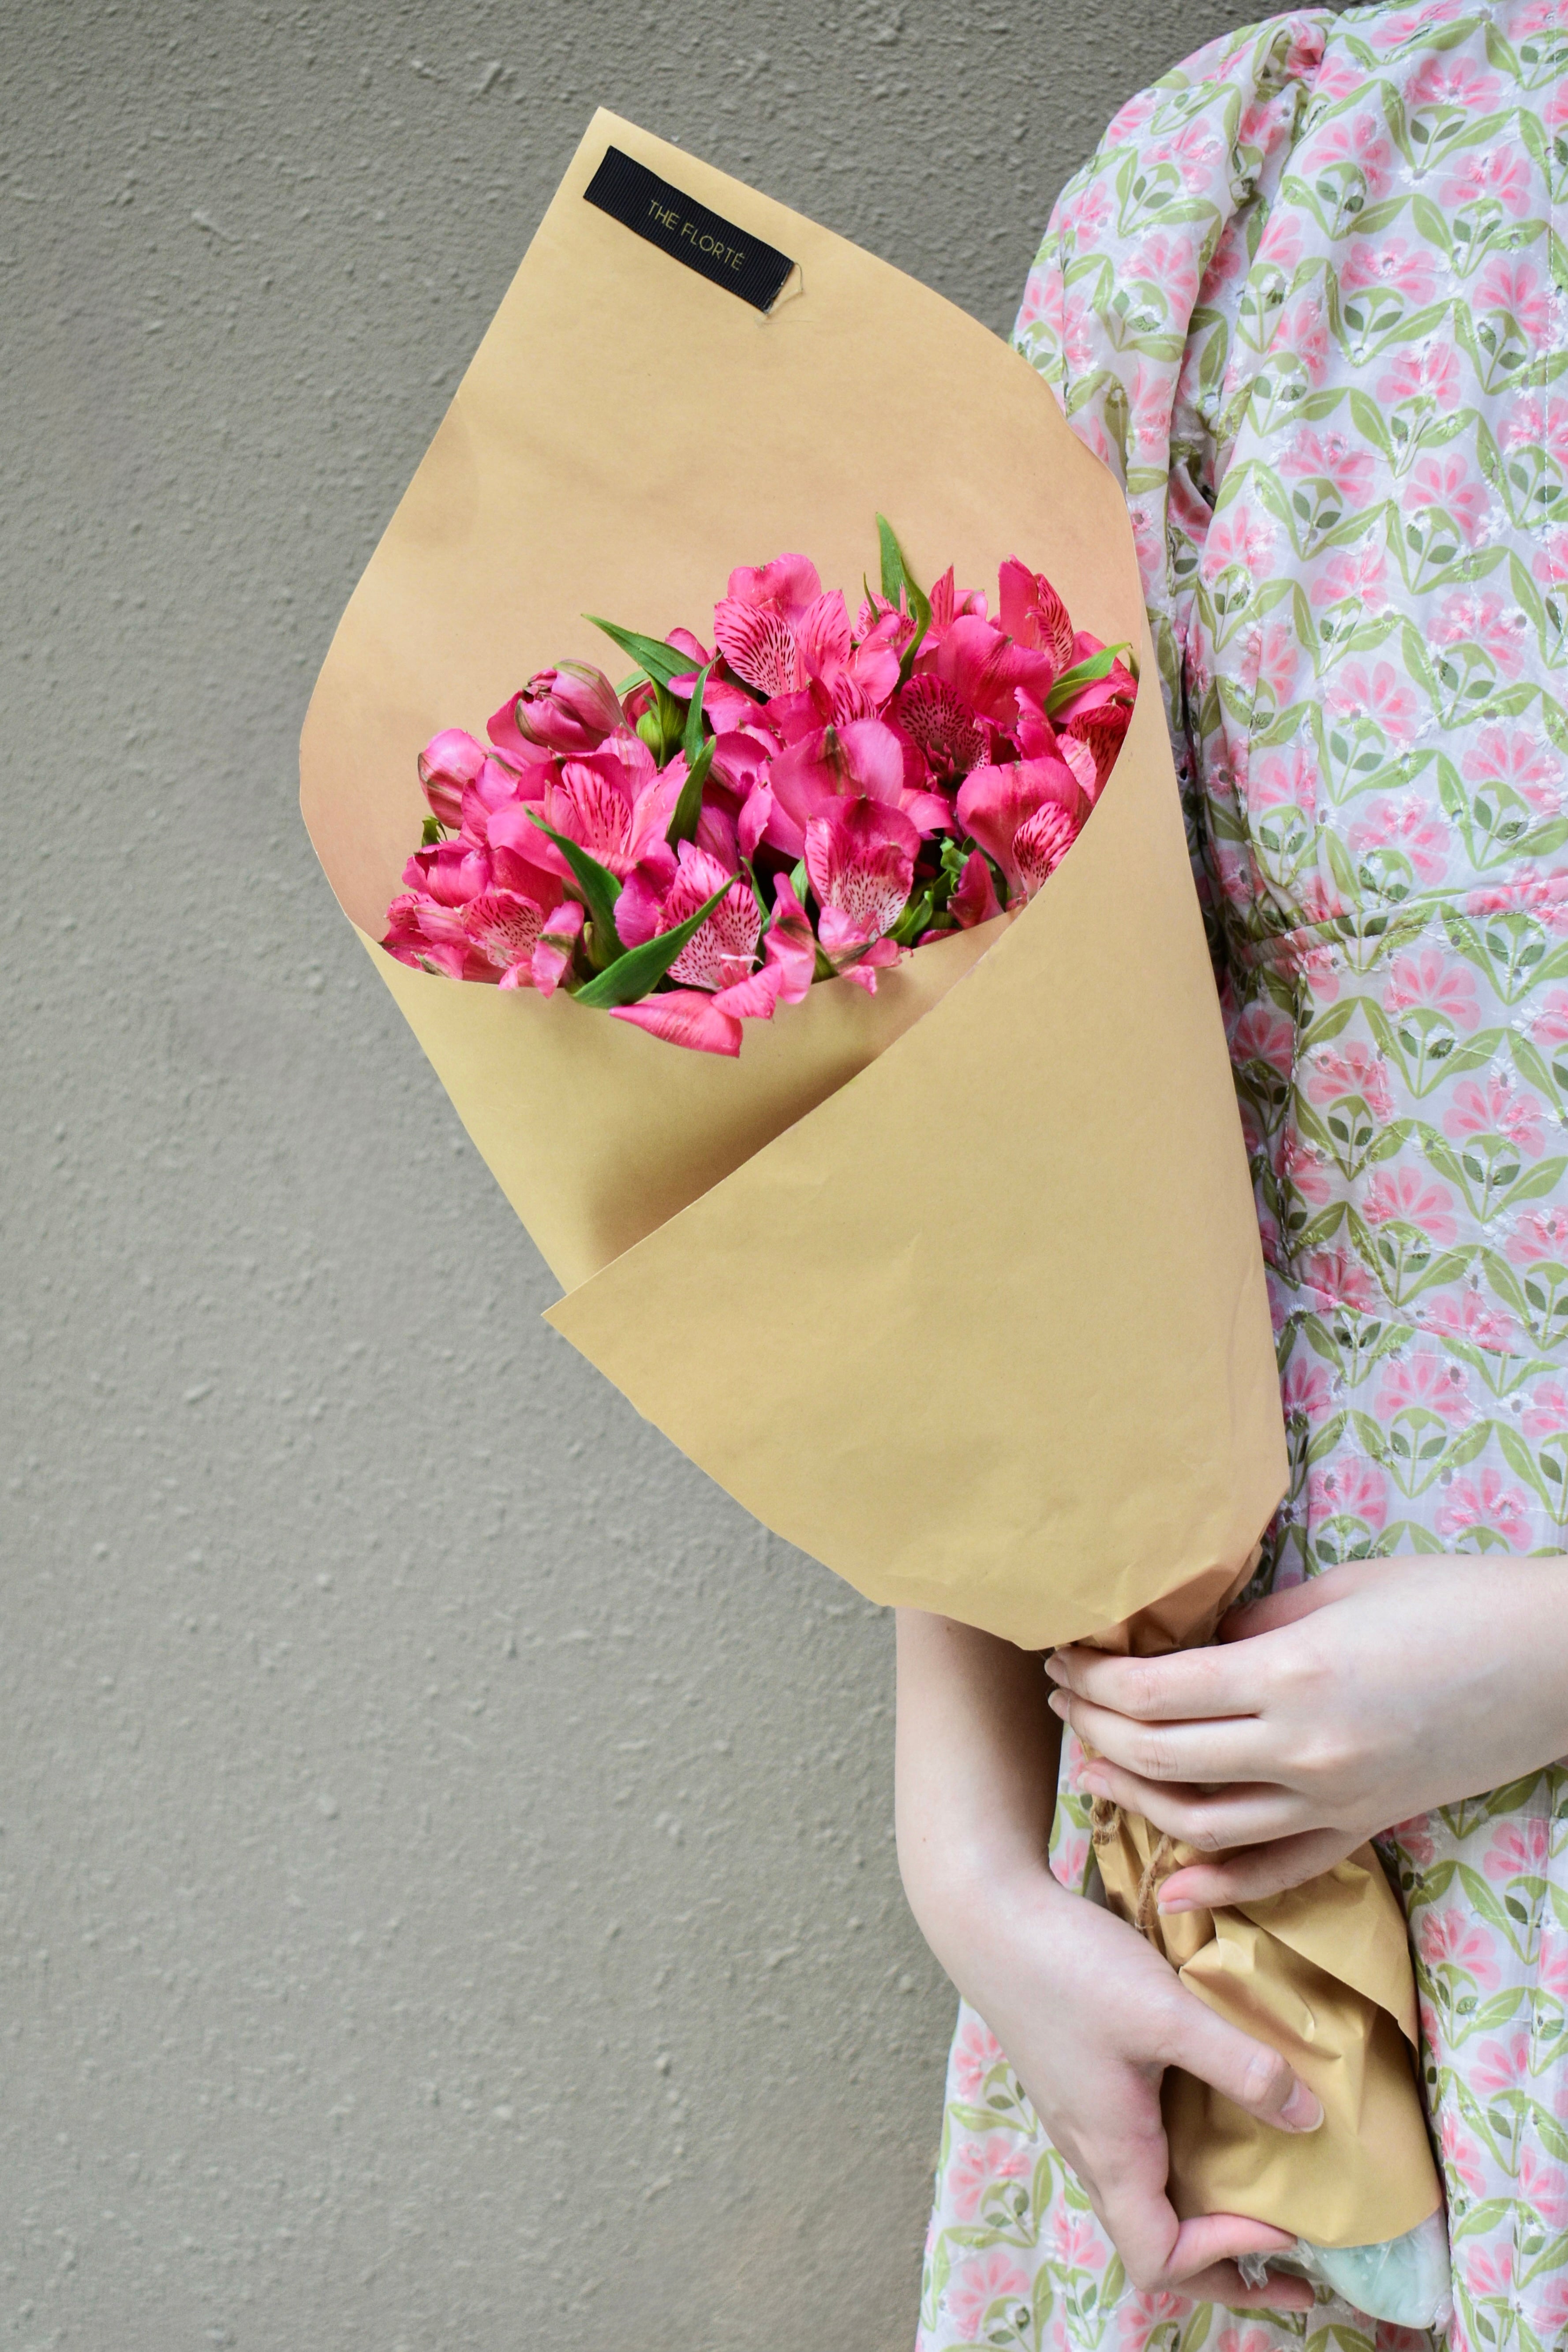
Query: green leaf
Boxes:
[
  {"xmin": 896, "ymin": 574, "xmax": 932, "ymax": 692},
  {"xmin": 1511, "ymin": 1031, "xmax": 1559, "ymax": 1102},
  {"xmin": 889, "ymin": 889, "xmax": 934, "ymax": 947},
  {"xmin": 572, "ymin": 881, "xmax": 732, "ymax": 1010},
  {"xmin": 877, "ymin": 511, "xmax": 911, "ymax": 605},
  {"xmin": 1045, "ymin": 644, "xmax": 1133, "ymax": 713},
  {"xmin": 1500, "ymin": 1155, "xmax": 1568, "ymax": 1213},
  {"xmin": 1497, "ymin": 1421, "xmax": 1553, "ymax": 1505},
  {"xmin": 420, "ymin": 813, "xmax": 445, "ymax": 846},
  {"xmin": 1467, "ymin": 1989, "xmax": 1530, "ymax": 2034},
  {"xmin": 584, "ymin": 614, "xmax": 696, "ymax": 693},
  {"xmin": 1301, "ymin": 995, "xmax": 1359, "ymax": 1049},
  {"xmin": 666, "ymin": 736, "xmax": 715, "ymax": 849},
  {"xmin": 523, "ymin": 811, "xmax": 625, "ymax": 966},
  {"xmin": 875, "ymin": 513, "xmax": 933, "ymax": 692},
  {"xmin": 681, "ymin": 664, "xmax": 711, "ymax": 762}
]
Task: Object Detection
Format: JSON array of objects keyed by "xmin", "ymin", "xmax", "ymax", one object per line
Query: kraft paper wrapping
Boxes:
[
  {"xmin": 299, "ymin": 111, "xmax": 1440, "ymax": 2248},
  {"xmin": 1095, "ymin": 1810, "xmax": 1437, "ymax": 2246}
]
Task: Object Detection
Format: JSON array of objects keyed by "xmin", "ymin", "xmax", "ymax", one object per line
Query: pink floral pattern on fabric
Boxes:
[{"xmin": 920, "ymin": 5, "xmax": 1568, "ymax": 2348}]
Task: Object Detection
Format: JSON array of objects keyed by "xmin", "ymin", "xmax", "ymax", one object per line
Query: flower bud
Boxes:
[
  {"xmin": 418, "ymin": 728, "xmax": 488, "ymax": 827},
  {"xmin": 511, "ymin": 660, "xmax": 625, "ymax": 754}
]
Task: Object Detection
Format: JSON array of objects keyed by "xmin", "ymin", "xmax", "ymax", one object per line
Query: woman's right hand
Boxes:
[{"xmin": 894, "ymin": 1609, "xmax": 1321, "ymax": 2311}]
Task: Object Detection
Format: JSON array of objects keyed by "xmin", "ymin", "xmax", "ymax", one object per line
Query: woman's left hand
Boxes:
[{"xmin": 1045, "ymin": 1554, "xmax": 1568, "ymax": 1910}]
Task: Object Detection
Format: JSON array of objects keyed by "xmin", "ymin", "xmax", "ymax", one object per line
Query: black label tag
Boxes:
[{"xmin": 584, "ymin": 146, "xmax": 795, "ymax": 314}]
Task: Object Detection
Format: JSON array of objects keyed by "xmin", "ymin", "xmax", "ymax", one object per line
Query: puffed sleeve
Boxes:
[{"xmin": 1012, "ymin": 11, "xmax": 1335, "ymax": 963}]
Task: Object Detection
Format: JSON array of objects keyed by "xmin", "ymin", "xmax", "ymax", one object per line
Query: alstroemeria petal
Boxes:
[
  {"xmin": 797, "ymin": 589, "xmax": 853, "ymax": 681},
  {"xmin": 1063, "ymin": 699, "xmax": 1133, "ymax": 794},
  {"xmin": 902, "ymin": 789, "xmax": 955, "ymax": 836},
  {"xmin": 614, "ymin": 842, "xmax": 679, "ymax": 948},
  {"xmin": 724, "ymin": 553, "xmax": 822, "ymax": 620},
  {"xmin": 610, "ymin": 990, "xmax": 743, "ymax": 1056},
  {"xmin": 663, "ymin": 847, "xmax": 762, "ymax": 991},
  {"xmin": 712, "ymin": 599, "xmax": 805, "ymax": 697},
  {"xmin": 894, "ymin": 674, "xmax": 988, "ymax": 778},
  {"xmin": 1060, "ymin": 734, "xmax": 1099, "ymax": 800},
  {"xmin": 762, "ymin": 875, "xmax": 816, "ymax": 1003},
  {"xmin": 738, "ymin": 778, "xmax": 775, "ymax": 863},
  {"xmin": 951, "ymin": 849, "xmax": 1002, "ymax": 928},
  {"xmin": 769, "ymin": 718, "xmax": 908, "ymax": 834},
  {"xmin": 405, "ymin": 841, "xmax": 491, "ymax": 905},
  {"xmin": 957, "ymin": 754, "xmax": 1085, "ymax": 897},
  {"xmin": 998, "ymin": 557, "xmax": 1074, "ymax": 672},
  {"xmin": 462, "ymin": 890, "xmax": 547, "ymax": 974},
  {"xmin": 933, "ymin": 614, "xmax": 1056, "ymax": 725},
  {"xmin": 419, "ymin": 728, "xmax": 489, "ymax": 826},
  {"xmin": 805, "ymin": 797, "xmax": 919, "ymax": 942},
  {"xmin": 712, "ymin": 964, "xmax": 787, "ymax": 1021},
  {"xmin": 1013, "ymin": 800, "xmax": 1080, "ymax": 896},
  {"xmin": 529, "ymin": 899, "xmax": 584, "ymax": 996}
]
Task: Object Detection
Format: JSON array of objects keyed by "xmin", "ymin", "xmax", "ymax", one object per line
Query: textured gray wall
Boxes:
[{"xmin": 5, "ymin": 4, "xmax": 1280, "ymax": 2345}]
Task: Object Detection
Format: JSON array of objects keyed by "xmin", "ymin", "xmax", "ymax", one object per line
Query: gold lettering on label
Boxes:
[{"xmin": 648, "ymin": 200, "xmax": 681, "ymax": 231}]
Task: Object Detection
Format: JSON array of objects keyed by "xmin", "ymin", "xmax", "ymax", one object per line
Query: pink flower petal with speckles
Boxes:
[{"xmin": 610, "ymin": 989, "xmax": 743, "ymax": 1055}]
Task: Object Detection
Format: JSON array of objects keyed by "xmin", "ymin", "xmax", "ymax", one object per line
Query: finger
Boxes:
[
  {"xmin": 1165, "ymin": 2212, "xmax": 1298, "ymax": 2275},
  {"xmin": 1167, "ymin": 2256, "xmax": 1316, "ymax": 2314},
  {"xmin": 1047, "ymin": 1643, "xmax": 1256, "ymax": 1722},
  {"xmin": 1078, "ymin": 1754, "xmax": 1308, "ymax": 1850},
  {"xmin": 1219, "ymin": 1557, "xmax": 1393, "ymax": 1642},
  {"xmin": 1159, "ymin": 1827, "xmax": 1363, "ymax": 1913},
  {"xmin": 1049, "ymin": 1687, "xmax": 1267, "ymax": 1785},
  {"xmin": 1153, "ymin": 1981, "xmax": 1324, "ymax": 2136},
  {"xmin": 1096, "ymin": 2168, "xmax": 1311, "ymax": 2308}
]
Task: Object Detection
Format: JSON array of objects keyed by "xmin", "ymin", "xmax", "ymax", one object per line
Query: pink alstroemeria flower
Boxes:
[
  {"xmin": 383, "ymin": 889, "xmax": 480, "ymax": 981},
  {"xmin": 402, "ymin": 836, "xmax": 491, "ymax": 908},
  {"xmin": 711, "ymin": 553, "xmax": 881, "ymax": 708},
  {"xmin": 491, "ymin": 741, "xmax": 683, "ymax": 882},
  {"xmin": 892, "ymin": 672, "xmax": 992, "ymax": 780},
  {"xmin": 385, "ymin": 845, "xmax": 582, "ymax": 993},
  {"xmin": 804, "ymin": 796, "xmax": 919, "ymax": 988},
  {"xmin": 464, "ymin": 887, "xmax": 584, "ymax": 994},
  {"xmin": 494, "ymin": 660, "xmax": 625, "ymax": 757},
  {"xmin": 612, "ymin": 873, "xmax": 816, "ymax": 1054},
  {"xmin": 926, "ymin": 613, "xmax": 1057, "ymax": 727},
  {"xmin": 956, "ymin": 752, "xmax": 1086, "ymax": 903},
  {"xmin": 616, "ymin": 840, "xmax": 762, "ymax": 993},
  {"xmin": 765, "ymin": 718, "xmax": 913, "ymax": 856}
]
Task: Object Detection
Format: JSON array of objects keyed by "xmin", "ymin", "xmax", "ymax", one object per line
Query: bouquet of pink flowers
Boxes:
[
  {"xmin": 382, "ymin": 520, "xmax": 1134, "ymax": 1054},
  {"xmin": 306, "ymin": 117, "xmax": 1449, "ymax": 2316}
]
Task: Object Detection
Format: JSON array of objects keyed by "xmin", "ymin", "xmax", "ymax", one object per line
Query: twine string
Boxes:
[{"xmin": 1089, "ymin": 1794, "xmax": 1177, "ymax": 1943}]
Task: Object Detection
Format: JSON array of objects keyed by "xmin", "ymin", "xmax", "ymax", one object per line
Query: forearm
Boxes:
[{"xmin": 894, "ymin": 1608, "xmax": 1063, "ymax": 1968}]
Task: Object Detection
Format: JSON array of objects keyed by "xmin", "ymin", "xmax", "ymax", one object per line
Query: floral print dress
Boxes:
[{"xmin": 917, "ymin": 7, "xmax": 1568, "ymax": 2348}]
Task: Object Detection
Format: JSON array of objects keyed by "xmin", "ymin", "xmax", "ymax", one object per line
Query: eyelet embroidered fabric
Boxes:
[{"xmin": 918, "ymin": 7, "xmax": 1568, "ymax": 2348}]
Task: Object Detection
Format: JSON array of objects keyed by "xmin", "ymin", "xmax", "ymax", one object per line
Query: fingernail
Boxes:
[
  {"xmin": 1158, "ymin": 1894, "xmax": 1195, "ymax": 1915},
  {"xmin": 1281, "ymin": 2083, "xmax": 1324, "ymax": 2133},
  {"xmin": 1046, "ymin": 1691, "xmax": 1068, "ymax": 1719},
  {"xmin": 1043, "ymin": 1656, "xmax": 1067, "ymax": 1684}
]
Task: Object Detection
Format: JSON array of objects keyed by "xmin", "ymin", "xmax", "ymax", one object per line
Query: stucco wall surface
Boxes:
[{"xmin": 4, "ymin": 4, "xmax": 1288, "ymax": 2346}]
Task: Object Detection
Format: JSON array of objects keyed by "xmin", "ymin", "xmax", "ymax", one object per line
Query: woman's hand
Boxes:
[
  {"xmin": 1045, "ymin": 1555, "xmax": 1568, "ymax": 1911},
  {"xmin": 896, "ymin": 1611, "xmax": 1321, "ymax": 2312}
]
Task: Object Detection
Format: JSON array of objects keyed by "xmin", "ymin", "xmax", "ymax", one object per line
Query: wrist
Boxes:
[{"xmin": 899, "ymin": 1813, "xmax": 1065, "ymax": 1984}]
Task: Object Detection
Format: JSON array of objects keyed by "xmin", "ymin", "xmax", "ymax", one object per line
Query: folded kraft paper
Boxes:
[{"xmin": 299, "ymin": 109, "xmax": 1442, "ymax": 2262}]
